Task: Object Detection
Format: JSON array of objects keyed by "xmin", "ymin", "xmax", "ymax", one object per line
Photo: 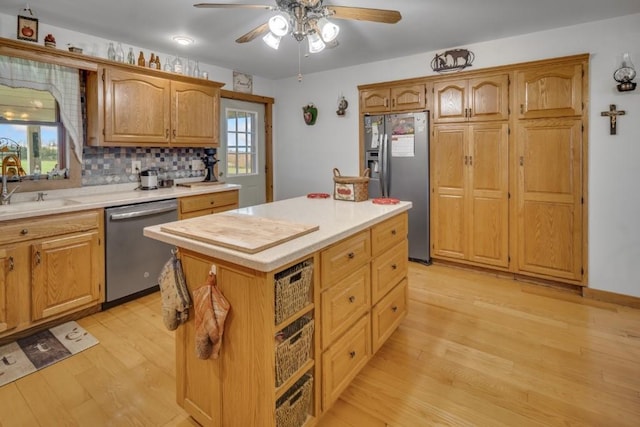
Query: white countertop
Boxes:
[
  {"xmin": 0, "ymin": 181, "xmax": 240, "ymax": 221},
  {"xmin": 144, "ymin": 196, "xmax": 412, "ymax": 272}
]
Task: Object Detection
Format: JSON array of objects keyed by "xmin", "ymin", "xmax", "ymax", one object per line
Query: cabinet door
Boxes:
[
  {"xmin": 516, "ymin": 64, "xmax": 583, "ymax": 119},
  {"xmin": 433, "ymin": 80, "xmax": 467, "ymax": 123},
  {"xmin": 516, "ymin": 119, "xmax": 583, "ymax": 281},
  {"xmin": 468, "ymin": 74, "xmax": 510, "ymax": 122},
  {"xmin": 103, "ymin": 67, "xmax": 171, "ymax": 144},
  {"xmin": 391, "ymin": 84, "xmax": 426, "ymax": 111},
  {"xmin": 0, "ymin": 247, "xmax": 19, "ymax": 333},
  {"xmin": 172, "ymin": 81, "xmax": 219, "ymax": 146},
  {"xmin": 468, "ymin": 123, "xmax": 509, "ymax": 267},
  {"xmin": 431, "ymin": 125, "xmax": 468, "ymax": 259},
  {"xmin": 360, "ymin": 88, "xmax": 390, "ymax": 113},
  {"xmin": 31, "ymin": 231, "xmax": 102, "ymax": 321}
]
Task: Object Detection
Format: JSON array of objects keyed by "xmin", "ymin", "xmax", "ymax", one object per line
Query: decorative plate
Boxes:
[
  {"xmin": 307, "ymin": 193, "xmax": 330, "ymax": 199},
  {"xmin": 372, "ymin": 197, "xmax": 400, "ymax": 205}
]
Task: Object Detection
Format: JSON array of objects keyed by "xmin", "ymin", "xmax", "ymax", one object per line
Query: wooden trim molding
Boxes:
[{"xmin": 583, "ymin": 287, "xmax": 640, "ymax": 310}]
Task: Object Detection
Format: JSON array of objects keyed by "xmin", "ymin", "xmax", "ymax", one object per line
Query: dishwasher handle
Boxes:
[{"xmin": 110, "ymin": 204, "xmax": 177, "ymax": 221}]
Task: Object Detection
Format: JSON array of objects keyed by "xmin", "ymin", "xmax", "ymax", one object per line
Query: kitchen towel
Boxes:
[
  {"xmin": 158, "ymin": 249, "xmax": 191, "ymax": 331},
  {"xmin": 193, "ymin": 266, "xmax": 230, "ymax": 359}
]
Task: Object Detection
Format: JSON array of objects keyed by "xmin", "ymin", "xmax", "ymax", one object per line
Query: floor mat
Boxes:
[{"xmin": 0, "ymin": 321, "xmax": 98, "ymax": 387}]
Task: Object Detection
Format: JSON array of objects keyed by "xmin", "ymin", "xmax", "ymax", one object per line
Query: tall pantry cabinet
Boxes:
[
  {"xmin": 430, "ymin": 73, "xmax": 510, "ymax": 268},
  {"xmin": 513, "ymin": 61, "xmax": 586, "ymax": 282},
  {"xmin": 361, "ymin": 53, "xmax": 589, "ymax": 286}
]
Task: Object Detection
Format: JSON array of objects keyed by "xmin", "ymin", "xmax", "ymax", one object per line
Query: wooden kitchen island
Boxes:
[{"xmin": 144, "ymin": 196, "xmax": 411, "ymax": 427}]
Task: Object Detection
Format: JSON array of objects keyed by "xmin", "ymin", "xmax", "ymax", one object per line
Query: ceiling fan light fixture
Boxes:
[
  {"xmin": 307, "ymin": 32, "xmax": 325, "ymax": 54},
  {"xmin": 268, "ymin": 13, "xmax": 290, "ymax": 37},
  {"xmin": 317, "ymin": 17, "xmax": 339, "ymax": 43},
  {"xmin": 262, "ymin": 31, "xmax": 281, "ymax": 50}
]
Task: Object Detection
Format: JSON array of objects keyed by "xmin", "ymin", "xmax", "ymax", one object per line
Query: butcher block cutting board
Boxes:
[{"xmin": 160, "ymin": 212, "xmax": 319, "ymax": 254}]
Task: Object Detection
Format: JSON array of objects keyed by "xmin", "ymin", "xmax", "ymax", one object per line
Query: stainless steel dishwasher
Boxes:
[{"xmin": 104, "ymin": 199, "xmax": 178, "ymax": 308}]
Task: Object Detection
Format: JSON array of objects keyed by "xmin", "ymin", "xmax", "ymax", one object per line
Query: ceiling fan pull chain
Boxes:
[{"xmin": 298, "ymin": 42, "xmax": 303, "ymax": 83}]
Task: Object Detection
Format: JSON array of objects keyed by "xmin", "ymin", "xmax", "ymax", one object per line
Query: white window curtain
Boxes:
[{"xmin": 0, "ymin": 54, "xmax": 83, "ymax": 164}]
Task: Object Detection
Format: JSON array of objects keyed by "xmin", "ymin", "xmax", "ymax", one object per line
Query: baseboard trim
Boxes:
[{"xmin": 582, "ymin": 288, "xmax": 640, "ymax": 310}]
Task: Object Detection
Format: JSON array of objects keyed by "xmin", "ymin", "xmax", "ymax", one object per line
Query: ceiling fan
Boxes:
[{"xmin": 194, "ymin": 0, "xmax": 401, "ymax": 53}]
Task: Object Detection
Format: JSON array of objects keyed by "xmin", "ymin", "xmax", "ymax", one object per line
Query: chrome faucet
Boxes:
[{"xmin": 1, "ymin": 175, "xmax": 20, "ymax": 205}]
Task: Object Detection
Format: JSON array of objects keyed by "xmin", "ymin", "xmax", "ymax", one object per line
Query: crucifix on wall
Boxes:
[{"xmin": 600, "ymin": 104, "xmax": 626, "ymax": 135}]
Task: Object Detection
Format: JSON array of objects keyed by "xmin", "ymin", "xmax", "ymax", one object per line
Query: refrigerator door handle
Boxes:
[
  {"xmin": 378, "ymin": 135, "xmax": 385, "ymax": 197},
  {"xmin": 382, "ymin": 134, "xmax": 390, "ymax": 197}
]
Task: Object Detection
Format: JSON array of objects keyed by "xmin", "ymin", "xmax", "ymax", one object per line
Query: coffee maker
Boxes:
[{"xmin": 201, "ymin": 148, "xmax": 219, "ymax": 182}]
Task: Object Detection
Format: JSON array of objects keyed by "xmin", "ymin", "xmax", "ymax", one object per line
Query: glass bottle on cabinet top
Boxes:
[
  {"xmin": 138, "ymin": 51, "xmax": 145, "ymax": 67},
  {"xmin": 107, "ymin": 42, "xmax": 116, "ymax": 60},
  {"xmin": 115, "ymin": 43, "xmax": 124, "ymax": 62},
  {"xmin": 172, "ymin": 57, "xmax": 183, "ymax": 74},
  {"xmin": 163, "ymin": 57, "xmax": 171, "ymax": 71},
  {"xmin": 194, "ymin": 60, "xmax": 201, "ymax": 78},
  {"xmin": 127, "ymin": 47, "xmax": 135, "ymax": 65}
]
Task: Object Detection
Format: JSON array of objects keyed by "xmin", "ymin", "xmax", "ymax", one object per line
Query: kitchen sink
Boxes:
[{"xmin": 0, "ymin": 198, "xmax": 82, "ymax": 214}]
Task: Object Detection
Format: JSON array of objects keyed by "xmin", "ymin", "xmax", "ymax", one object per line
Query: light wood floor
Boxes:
[{"xmin": 1, "ymin": 263, "xmax": 639, "ymax": 426}]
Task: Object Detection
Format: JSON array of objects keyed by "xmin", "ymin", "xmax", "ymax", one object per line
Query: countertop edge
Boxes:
[{"xmin": 143, "ymin": 200, "xmax": 411, "ymax": 272}]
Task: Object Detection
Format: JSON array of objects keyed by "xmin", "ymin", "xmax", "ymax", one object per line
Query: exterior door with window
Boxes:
[{"xmin": 219, "ymin": 98, "xmax": 266, "ymax": 208}]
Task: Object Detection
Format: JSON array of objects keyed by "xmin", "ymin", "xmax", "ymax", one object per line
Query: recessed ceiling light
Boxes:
[{"xmin": 172, "ymin": 35, "xmax": 194, "ymax": 46}]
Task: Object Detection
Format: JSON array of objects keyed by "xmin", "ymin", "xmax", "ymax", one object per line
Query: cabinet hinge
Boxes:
[
  {"xmin": 508, "ymin": 127, "xmax": 511, "ymax": 135},
  {"xmin": 508, "ymin": 256, "xmax": 511, "ymax": 263},
  {"xmin": 581, "ymin": 197, "xmax": 584, "ymax": 204},
  {"xmin": 582, "ymin": 124, "xmax": 584, "ymax": 132},
  {"xmin": 101, "ymin": 69, "xmax": 105, "ymax": 81},
  {"xmin": 581, "ymin": 267, "xmax": 584, "ymax": 276},
  {"xmin": 102, "ymin": 128, "xmax": 105, "ymax": 136},
  {"xmin": 508, "ymin": 192, "xmax": 511, "ymax": 199}
]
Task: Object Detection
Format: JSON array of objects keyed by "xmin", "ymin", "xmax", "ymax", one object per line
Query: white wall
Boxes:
[{"xmin": 272, "ymin": 14, "xmax": 640, "ymax": 298}]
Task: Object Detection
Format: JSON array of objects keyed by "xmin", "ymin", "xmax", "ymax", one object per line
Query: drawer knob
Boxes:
[
  {"xmin": 347, "ymin": 252, "xmax": 355, "ymax": 259},
  {"xmin": 391, "ymin": 229, "xmax": 397, "ymax": 235},
  {"xmin": 20, "ymin": 228, "xmax": 29, "ymax": 235},
  {"xmin": 392, "ymin": 306, "xmax": 398, "ymax": 312},
  {"xmin": 348, "ymin": 295, "xmax": 356, "ymax": 303},
  {"xmin": 349, "ymin": 351, "xmax": 356, "ymax": 358},
  {"xmin": 210, "ymin": 201, "xmax": 215, "ymax": 205},
  {"xmin": 391, "ymin": 264, "xmax": 398, "ymax": 270}
]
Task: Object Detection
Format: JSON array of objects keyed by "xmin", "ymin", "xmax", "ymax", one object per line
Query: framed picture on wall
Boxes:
[
  {"xmin": 17, "ymin": 15, "xmax": 39, "ymax": 42},
  {"xmin": 233, "ymin": 71, "xmax": 253, "ymax": 94}
]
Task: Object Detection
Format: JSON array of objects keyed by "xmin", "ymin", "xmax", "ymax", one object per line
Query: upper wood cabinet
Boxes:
[
  {"xmin": 87, "ymin": 66, "xmax": 221, "ymax": 147},
  {"xmin": 433, "ymin": 74, "xmax": 509, "ymax": 123},
  {"xmin": 516, "ymin": 63, "xmax": 583, "ymax": 119},
  {"xmin": 361, "ymin": 83, "xmax": 427, "ymax": 113}
]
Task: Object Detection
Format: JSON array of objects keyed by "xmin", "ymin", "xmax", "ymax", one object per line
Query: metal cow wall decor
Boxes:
[{"xmin": 431, "ymin": 49, "xmax": 475, "ymax": 73}]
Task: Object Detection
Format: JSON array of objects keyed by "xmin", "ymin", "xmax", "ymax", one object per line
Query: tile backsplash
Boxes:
[{"xmin": 81, "ymin": 146, "xmax": 206, "ymax": 186}]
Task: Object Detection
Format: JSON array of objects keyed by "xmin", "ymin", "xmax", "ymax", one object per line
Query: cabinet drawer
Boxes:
[
  {"xmin": 371, "ymin": 240, "xmax": 408, "ymax": 304},
  {"xmin": 322, "ymin": 314, "xmax": 371, "ymax": 410},
  {"xmin": 321, "ymin": 231, "xmax": 370, "ymax": 287},
  {"xmin": 0, "ymin": 210, "xmax": 101, "ymax": 245},
  {"xmin": 371, "ymin": 213, "xmax": 408, "ymax": 256},
  {"xmin": 321, "ymin": 264, "xmax": 370, "ymax": 348},
  {"xmin": 179, "ymin": 190, "xmax": 238, "ymax": 214},
  {"xmin": 372, "ymin": 279, "xmax": 408, "ymax": 353}
]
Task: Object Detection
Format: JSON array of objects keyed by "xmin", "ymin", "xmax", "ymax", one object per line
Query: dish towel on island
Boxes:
[
  {"xmin": 194, "ymin": 266, "xmax": 230, "ymax": 359},
  {"xmin": 158, "ymin": 249, "xmax": 191, "ymax": 331}
]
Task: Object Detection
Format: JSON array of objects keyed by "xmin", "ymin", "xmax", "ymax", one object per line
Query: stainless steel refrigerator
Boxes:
[{"xmin": 364, "ymin": 111, "xmax": 430, "ymax": 264}]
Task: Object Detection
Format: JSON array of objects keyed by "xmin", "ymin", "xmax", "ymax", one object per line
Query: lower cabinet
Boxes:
[
  {"xmin": 0, "ymin": 246, "xmax": 19, "ymax": 334},
  {"xmin": 178, "ymin": 190, "xmax": 239, "ymax": 219},
  {"xmin": 0, "ymin": 210, "xmax": 104, "ymax": 339}
]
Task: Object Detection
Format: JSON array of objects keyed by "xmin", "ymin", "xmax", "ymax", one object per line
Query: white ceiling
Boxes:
[{"xmin": 1, "ymin": 0, "xmax": 639, "ymax": 80}]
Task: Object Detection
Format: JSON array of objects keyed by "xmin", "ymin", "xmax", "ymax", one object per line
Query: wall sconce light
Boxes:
[{"xmin": 614, "ymin": 53, "xmax": 637, "ymax": 92}]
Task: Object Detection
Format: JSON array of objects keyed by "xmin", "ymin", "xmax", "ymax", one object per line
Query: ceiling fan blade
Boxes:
[
  {"xmin": 194, "ymin": 3, "xmax": 274, "ymax": 10},
  {"xmin": 235, "ymin": 22, "xmax": 270, "ymax": 43},
  {"xmin": 326, "ymin": 6, "xmax": 402, "ymax": 24}
]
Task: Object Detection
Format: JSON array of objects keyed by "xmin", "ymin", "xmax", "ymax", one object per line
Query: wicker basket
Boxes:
[
  {"xmin": 275, "ymin": 316, "xmax": 314, "ymax": 386},
  {"xmin": 276, "ymin": 374, "xmax": 313, "ymax": 427},
  {"xmin": 333, "ymin": 168, "xmax": 370, "ymax": 202},
  {"xmin": 274, "ymin": 260, "xmax": 313, "ymax": 324}
]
